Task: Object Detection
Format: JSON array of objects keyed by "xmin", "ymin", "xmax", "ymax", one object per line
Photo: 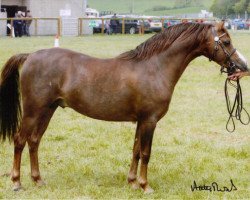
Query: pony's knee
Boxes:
[
  {"xmin": 140, "ymin": 153, "xmax": 150, "ymax": 164},
  {"xmin": 13, "ymin": 135, "xmax": 26, "ymax": 151},
  {"xmin": 28, "ymin": 137, "xmax": 40, "ymax": 152},
  {"xmin": 133, "ymin": 151, "xmax": 140, "ymax": 160}
]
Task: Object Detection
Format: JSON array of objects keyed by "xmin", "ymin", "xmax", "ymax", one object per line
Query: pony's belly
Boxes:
[
  {"xmin": 74, "ymin": 108, "xmax": 137, "ymax": 122},
  {"xmin": 68, "ymin": 101, "xmax": 137, "ymax": 122}
]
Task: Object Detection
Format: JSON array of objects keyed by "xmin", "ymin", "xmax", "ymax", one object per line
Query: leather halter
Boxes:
[
  {"xmin": 209, "ymin": 27, "xmax": 250, "ymax": 132},
  {"xmin": 209, "ymin": 27, "xmax": 237, "ymax": 75}
]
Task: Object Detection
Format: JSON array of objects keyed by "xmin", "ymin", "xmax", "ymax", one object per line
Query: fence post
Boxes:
[
  {"xmin": 101, "ymin": 18, "xmax": 104, "ymax": 34},
  {"xmin": 141, "ymin": 19, "xmax": 145, "ymax": 35},
  {"xmin": 122, "ymin": 18, "xmax": 125, "ymax": 34},
  {"xmin": 80, "ymin": 18, "xmax": 83, "ymax": 36},
  {"xmin": 57, "ymin": 18, "xmax": 61, "ymax": 36},
  {"xmin": 78, "ymin": 18, "xmax": 80, "ymax": 36},
  {"xmin": 10, "ymin": 18, "xmax": 14, "ymax": 38},
  {"xmin": 34, "ymin": 18, "xmax": 38, "ymax": 36},
  {"xmin": 161, "ymin": 18, "xmax": 164, "ymax": 31}
]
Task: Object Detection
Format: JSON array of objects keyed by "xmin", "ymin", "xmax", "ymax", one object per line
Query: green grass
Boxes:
[
  {"xmin": 0, "ymin": 32, "xmax": 250, "ymax": 199},
  {"xmin": 88, "ymin": 0, "xmax": 213, "ymax": 16}
]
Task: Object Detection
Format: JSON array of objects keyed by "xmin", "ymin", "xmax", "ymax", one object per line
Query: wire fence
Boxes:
[
  {"xmin": 0, "ymin": 17, "xmax": 249, "ymax": 38},
  {"xmin": 0, "ymin": 18, "xmax": 60, "ymax": 37},
  {"xmin": 77, "ymin": 17, "xmax": 216, "ymax": 36}
]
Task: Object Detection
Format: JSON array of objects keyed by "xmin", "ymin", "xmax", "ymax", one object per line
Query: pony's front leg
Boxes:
[
  {"xmin": 138, "ymin": 121, "xmax": 156, "ymax": 194},
  {"xmin": 128, "ymin": 122, "xmax": 141, "ymax": 189}
]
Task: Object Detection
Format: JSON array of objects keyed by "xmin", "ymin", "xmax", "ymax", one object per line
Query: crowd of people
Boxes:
[{"xmin": 13, "ymin": 10, "xmax": 32, "ymax": 37}]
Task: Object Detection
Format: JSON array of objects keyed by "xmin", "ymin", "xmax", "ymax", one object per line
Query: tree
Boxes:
[
  {"xmin": 210, "ymin": 0, "xmax": 231, "ymax": 17},
  {"xmin": 174, "ymin": 0, "xmax": 193, "ymax": 8},
  {"xmin": 210, "ymin": 0, "xmax": 244, "ymax": 17},
  {"xmin": 233, "ymin": 0, "xmax": 249, "ymax": 14},
  {"xmin": 248, "ymin": 3, "xmax": 250, "ymax": 12}
]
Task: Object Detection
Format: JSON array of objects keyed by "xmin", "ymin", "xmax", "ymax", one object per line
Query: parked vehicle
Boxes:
[
  {"xmin": 93, "ymin": 15, "xmax": 151, "ymax": 34},
  {"xmin": 139, "ymin": 20, "xmax": 152, "ymax": 33},
  {"xmin": 163, "ymin": 20, "xmax": 180, "ymax": 28},
  {"xmin": 89, "ymin": 19, "xmax": 102, "ymax": 33},
  {"xmin": 85, "ymin": 8, "xmax": 99, "ymax": 18},
  {"xmin": 232, "ymin": 19, "xmax": 248, "ymax": 30},
  {"xmin": 148, "ymin": 19, "xmax": 162, "ymax": 32},
  {"xmin": 118, "ymin": 18, "xmax": 139, "ymax": 34}
]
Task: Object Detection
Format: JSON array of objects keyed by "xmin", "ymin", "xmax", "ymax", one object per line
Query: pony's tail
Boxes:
[{"xmin": 0, "ymin": 53, "xmax": 29, "ymax": 142}]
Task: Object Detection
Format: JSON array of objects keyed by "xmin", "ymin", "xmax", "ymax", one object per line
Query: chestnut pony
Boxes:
[{"xmin": 0, "ymin": 22, "xmax": 248, "ymax": 193}]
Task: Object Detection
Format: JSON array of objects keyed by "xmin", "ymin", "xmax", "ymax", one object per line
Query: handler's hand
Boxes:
[{"xmin": 228, "ymin": 70, "xmax": 250, "ymax": 81}]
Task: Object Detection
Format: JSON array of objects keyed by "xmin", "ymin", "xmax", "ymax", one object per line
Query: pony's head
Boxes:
[{"xmin": 206, "ymin": 22, "xmax": 248, "ymax": 74}]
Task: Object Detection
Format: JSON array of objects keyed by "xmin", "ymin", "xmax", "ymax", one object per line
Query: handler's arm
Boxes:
[{"xmin": 228, "ymin": 71, "xmax": 250, "ymax": 81}]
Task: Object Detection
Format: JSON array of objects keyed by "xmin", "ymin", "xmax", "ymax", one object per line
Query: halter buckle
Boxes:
[{"xmin": 214, "ymin": 36, "xmax": 219, "ymax": 42}]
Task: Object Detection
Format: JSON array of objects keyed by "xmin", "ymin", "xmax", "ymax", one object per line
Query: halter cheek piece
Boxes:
[{"xmin": 209, "ymin": 27, "xmax": 237, "ymax": 75}]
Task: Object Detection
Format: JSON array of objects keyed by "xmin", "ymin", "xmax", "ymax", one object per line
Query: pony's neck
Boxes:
[{"xmin": 157, "ymin": 36, "xmax": 205, "ymax": 86}]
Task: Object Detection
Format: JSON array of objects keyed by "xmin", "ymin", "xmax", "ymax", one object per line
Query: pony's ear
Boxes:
[{"xmin": 216, "ymin": 21, "xmax": 225, "ymax": 31}]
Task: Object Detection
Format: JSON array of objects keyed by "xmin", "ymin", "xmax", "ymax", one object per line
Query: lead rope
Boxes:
[{"xmin": 224, "ymin": 77, "xmax": 250, "ymax": 132}]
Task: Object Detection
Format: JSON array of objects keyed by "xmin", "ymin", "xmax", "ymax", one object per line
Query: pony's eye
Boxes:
[{"xmin": 223, "ymin": 40, "xmax": 231, "ymax": 46}]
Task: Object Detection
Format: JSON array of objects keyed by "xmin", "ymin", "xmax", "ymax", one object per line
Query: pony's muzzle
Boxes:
[
  {"xmin": 235, "ymin": 61, "xmax": 248, "ymax": 72},
  {"xmin": 233, "ymin": 50, "xmax": 249, "ymax": 72}
]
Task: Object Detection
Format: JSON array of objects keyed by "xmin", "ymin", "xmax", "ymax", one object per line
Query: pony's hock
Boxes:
[{"xmin": 0, "ymin": 22, "xmax": 248, "ymax": 193}]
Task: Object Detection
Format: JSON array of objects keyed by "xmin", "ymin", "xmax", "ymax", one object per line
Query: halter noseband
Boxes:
[{"xmin": 209, "ymin": 27, "xmax": 237, "ymax": 75}]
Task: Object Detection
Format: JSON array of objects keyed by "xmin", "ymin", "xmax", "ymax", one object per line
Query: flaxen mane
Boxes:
[{"xmin": 118, "ymin": 22, "xmax": 213, "ymax": 61}]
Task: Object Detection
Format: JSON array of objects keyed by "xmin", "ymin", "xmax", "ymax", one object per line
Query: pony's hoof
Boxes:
[
  {"xmin": 144, "ymin": 186, "xmax": 154, "ymax": 194},
  {"xmin": 1, "ymin": 172, "xmax": 11, "ymax": 177},
  {"xmin": 13, "ymin": 183, "xmax": 22, "ymax": 192},
  {"xmin": 36, "ymin": 179, "xmax": 46, "ymax": 187},
  {"xmin": 129, "ymin": 180, "xmax": 140, "ymax": 190}
]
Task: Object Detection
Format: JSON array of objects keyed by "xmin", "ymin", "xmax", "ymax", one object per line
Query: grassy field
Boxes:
[
  {"xmin": 88, "ymin": 0, "xmax": 212, "ymax": 16},
  {"xmin": 0, "ymin": 32, "xmax": 250, "ymax": 199}
]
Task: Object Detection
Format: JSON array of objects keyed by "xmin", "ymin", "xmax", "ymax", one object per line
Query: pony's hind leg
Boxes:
[
  {"xmin": 26, "ymin": 107, "xmax": 56, "ymax": 186},
  {"xmin": 11, "ymin": 106, "xmax": 56, "ymax": 190},
  {"xmin": 11, "ymin": 128, "xmax": 28, "ymax": 191},
  {"xmin": 12, "ymin": 114, "xmax": 42, "ymax": 190}
]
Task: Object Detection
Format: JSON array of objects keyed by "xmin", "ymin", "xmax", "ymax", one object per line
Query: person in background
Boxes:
[
  {"xmin": 21, "ymin": 12, "xmax": 26, "ymax": 36},
  {"xmin": 25, "ymin": 10, "xmax": 32, "ymax": 36},
  {"xmin": 105, "ymin": 19, "xmax": 111, "ymax": 35},
  {"xmin": 110, "ymin": 13, "xmax": 119, "ymax": 34},
  {"xmin": 13, "ymin": 11, "xmax": 23, "ymax": 37}
]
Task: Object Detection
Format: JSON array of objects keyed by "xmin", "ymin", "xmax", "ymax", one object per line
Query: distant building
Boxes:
[
  {"xmin": 199, "ymin": 10, "xmax": 213, "ymax": 18},
  {"xmin": 0, "ymin": 0, "xmax": 87, "ymax": 36},
  {"xmin": 175, "ymin": 10, "xmax": 213, "ymax": 19}
]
